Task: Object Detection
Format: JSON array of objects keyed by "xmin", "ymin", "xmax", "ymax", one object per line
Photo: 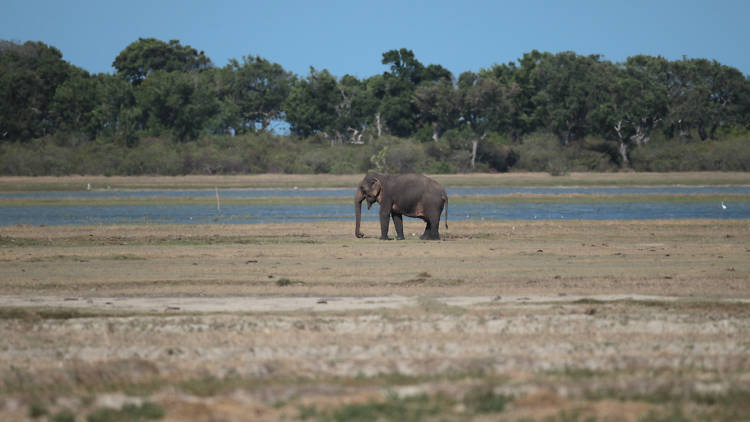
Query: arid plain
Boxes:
[{"xmin": 1, "ymin": 173, "xmax": 749, "ymax": 421}]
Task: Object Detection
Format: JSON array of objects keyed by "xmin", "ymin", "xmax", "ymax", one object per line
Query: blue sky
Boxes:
[{"xmin": 3, "ymin": 0, "xmax": 749, "ymax": 78}]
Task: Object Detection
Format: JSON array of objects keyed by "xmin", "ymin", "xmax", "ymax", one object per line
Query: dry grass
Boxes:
[
  {"xmin": 2, "ymin": 218, "xmax": 750, "ymax": 421},
  {"xmin": 1, "ymin": 219, "xmax": 748, "ymax": 297},
  {"xmin": 2, "ymin": 171, "xmax": 750, "ymax": 191}
]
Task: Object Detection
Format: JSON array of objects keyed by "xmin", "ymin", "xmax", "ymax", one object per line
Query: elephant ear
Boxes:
[
  {"xmin": 365, "ymin": 175, "xmax": 382, "ymax": 197},
  {"xmin": 376, "ymin": 180, "xmax": 385, "ymax": 202}
]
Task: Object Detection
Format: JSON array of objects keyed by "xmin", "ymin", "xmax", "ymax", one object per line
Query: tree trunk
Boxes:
[
  {"xmin": 618, "ymin": 141, "xmax": 629, "ymax": 168},
  {"xmin": 375, "ymin": 113, "xmax": 382, "ymax": 137},
  {"xmin": 563, "ymin": 119, "xmax": 576, "ymax": 146},
  {"xmin": 471, "ymin": 138, "xmax": 479, "ymax": 169},
  {"xmin": 348, "ymin": 127, "xmax": 363, "ymax": 144},
  {"xmin": 697, "ymin": 120, "xmax": 708, "ymax": 141},
  {"xmin": 631, "ymin": 124, "xmax": 649, "ymax": 146},
  {"xmin": 614, "ymin": 120, "xmax": 630, "ymax": 169}
]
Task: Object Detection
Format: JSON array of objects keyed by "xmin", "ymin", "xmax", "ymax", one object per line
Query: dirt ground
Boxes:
[{"xmin": 1, "ymin": 219, "xmax": 750, "ymax": 421}]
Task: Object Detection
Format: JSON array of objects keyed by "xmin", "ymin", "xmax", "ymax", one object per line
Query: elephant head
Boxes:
[{"xmin": 355, "ymin": 173, "xmax": 383, "ymax": 238}]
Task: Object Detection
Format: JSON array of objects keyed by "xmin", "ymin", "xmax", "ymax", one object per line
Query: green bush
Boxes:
[
  {"xmin": 631, "ymin": 137, "xmax": 750, "ymax": 171},
  {"xmin": 1, "ymin": 131, "xmax": 748, "ymax": 176},
  {"xmin": 513, "ymin": 134, "xmax": 618, "ymax": 173},
  {"xmin": 369, "ymin": 137, "xmax": 430, "ymax": 174},
  {"xmin": 514, "ymin": 134, "xmax": 565, "ymax": 172}
]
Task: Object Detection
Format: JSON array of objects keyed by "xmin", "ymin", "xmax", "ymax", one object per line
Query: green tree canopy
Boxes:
[
  {"xmin": 283, "ymin": 67, "xmax": 339, "ymax": 138},
  {"xmin": 135, "ymin": 70, "xmax": 220, "ymax": 141},
  {"xmin": 377, "ymin": 48, "xmax": 453, "ymax": 137},
  {"xmin": 665, "ymin": 57, "xmax": 749, "ymax": 140},
  {"xmin": 113, "ymin": 38, "xmax": 212, "ymax": 85},
  {"xmin": 219, "ymin": 55, "xmax": 294, "ymax": 134},
  {"xmin": 0, "ymin": 40, "xmax": 74, "ymax": 141}
]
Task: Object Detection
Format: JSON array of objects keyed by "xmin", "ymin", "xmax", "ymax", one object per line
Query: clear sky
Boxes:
[{"xmin": 3, "ymin": 0, "xmax": 749, "ymax": 78}]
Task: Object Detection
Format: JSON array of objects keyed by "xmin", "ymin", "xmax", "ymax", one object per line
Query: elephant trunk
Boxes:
[{"xmin": 355, "ymin": 189, "xmax": 365, "ymax": 238}]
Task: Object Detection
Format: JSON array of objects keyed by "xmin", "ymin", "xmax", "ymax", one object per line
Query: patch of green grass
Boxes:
[
  {"xmin": 639, "ymin": 408, "xmax": 691, "ymax": 422},
  {"xmin": 0, "ymin": 196, "xmax": 349, "ymax": 207},
  {"xmin": 0, "ymin": 233, "xmax": 319, "ymax": 248},
  {"xmin": 106, "ymin": 254, "xmax": 147, "ymax": 260},
  {"xmin": 28, "ymin": 399, "xmax": 48, "ymax": 418},
  {"xmin": 0, "ymin": 307, "xmax": 152, "ymax": 321},
  {"xmin": 463, "ymin": 384, "xmax": 512, "ymax": 414},
  {"xmin": 177, "ymin": 375, "xmax": 252, "ymax": 397},
  {"xmin": 86, "ymin": 402, "xmax": 164, "ymax": 422},
  {"xmin": 326, "ymin": 393, "xmax": 445, "ymax": 422},
  {"xmin": 627, "ymin": 299, "xmax": 750, "ymax": 314},
  {"xmin": 276, "ymin": 278, "xmax": 294, "ymax": 286},
  {"xmin": 550, "ymin": 298, "xmax": 750, "ymax": 316},
  {"xmin": 0, "ymin": 237, "xmax": 52, "ymax": 247},
  {"xmin": 308, "ymin": 386, "xmax": 513, "ymax": 422},
  {"xmin": 298, "ymin": 404, "xmax": 320, "ymax": 420},
  {"xmin": 50, "ymin": 410, "xmax": 76, "ymax": 422},
  {"xmin": 0, "ymin": 307, "xmax": 95, "ymax": 320},
  {"xmin": 3, "ymin": 172, "xmax": 750, "ymax": 192},
  {"xmin": 571, "ymin": 298, "xmax": 605, "ymax": 305},
  {"xmin": 556, "ymin": 370, "xmax": 750, "ymax": 420}
]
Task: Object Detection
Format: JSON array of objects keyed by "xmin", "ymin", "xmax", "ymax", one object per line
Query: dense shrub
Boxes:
[
  {"xmin": 631, "ymin": 137, "xmax": 750, "ymax": 171},
  {"xmin": 513, "ymin": 134, "xmax": 619, "ymax": 174},
  {"xmin": 370, "ymin": 138, "xmax": 430, "ymax": 174},
  {"xmin": 1, "ymin": 131, "xmax": 749, "ymax": 176}
]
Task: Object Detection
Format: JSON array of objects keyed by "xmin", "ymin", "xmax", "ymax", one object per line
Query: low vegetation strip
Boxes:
[{"xmin": 1, "ymin": 172, "xmax": 750, "ymax": 192}]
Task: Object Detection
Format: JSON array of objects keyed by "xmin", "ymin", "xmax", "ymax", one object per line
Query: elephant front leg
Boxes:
[
  {"xmin": 392, "ymin": 213, "xmax": 405, "ymax": 240},
  {"xmin": 379, "ymin": 207, "xmax": 392, "ymax": 240}
]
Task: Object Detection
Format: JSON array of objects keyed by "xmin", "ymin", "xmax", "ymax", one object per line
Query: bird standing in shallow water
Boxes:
[{"xmin": 721, "ymin": 201, "xmax": 727, "ymax": 210}]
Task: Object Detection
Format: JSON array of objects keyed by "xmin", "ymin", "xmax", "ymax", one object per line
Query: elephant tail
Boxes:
[{"xmin": 443, "ymin": 192, "xmax": 448, "ymax": 230}]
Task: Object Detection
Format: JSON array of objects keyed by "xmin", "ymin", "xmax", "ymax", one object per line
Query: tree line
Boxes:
[{"xmin": 1, "ymin": 38, "xmax": 749, "ymax": 175}]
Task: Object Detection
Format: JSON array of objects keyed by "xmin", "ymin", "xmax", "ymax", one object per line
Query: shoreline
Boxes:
[{"xmin": 2, "ymin": 171, "xmax": 750, "ymax": 192}]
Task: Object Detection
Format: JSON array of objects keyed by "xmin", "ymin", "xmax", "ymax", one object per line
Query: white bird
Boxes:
[{"xmin": 721, "ymin": 201, "xmax": 727, "ymax": 210}]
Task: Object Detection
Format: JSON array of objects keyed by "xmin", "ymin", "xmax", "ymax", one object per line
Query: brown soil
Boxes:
[{"xmin": 1, "ymin": 220, "xmax": 749, "ymax": 421}]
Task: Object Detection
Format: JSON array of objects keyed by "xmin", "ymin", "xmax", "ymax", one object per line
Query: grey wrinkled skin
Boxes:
[{"xmin": 355, "ymin": 173, "xmax": 448, "ymax": 240}]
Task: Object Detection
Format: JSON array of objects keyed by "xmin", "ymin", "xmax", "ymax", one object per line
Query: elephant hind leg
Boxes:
[
  {"xmin": 420, "ymin": 221, "xmax": 432, "ymax": 240},
  {"xmin": 429, "ymin": 223, "xmax": 440, "ymax": 240},
  {"xmin": 428, "ymin": 213, "xmax": 441, "ymax": 240},
  {"xmin": 420, "ymin": 219, "xmax": 440, "ymax": 240}
]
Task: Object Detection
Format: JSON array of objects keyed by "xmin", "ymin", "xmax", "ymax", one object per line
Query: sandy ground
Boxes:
[
  {"xmin": 5, "ymin": 293, "xmax": 740, "ymax": 313},
  {"xmin": 1, "ymin": 219, "xmax": 750, "ymax": 421}
]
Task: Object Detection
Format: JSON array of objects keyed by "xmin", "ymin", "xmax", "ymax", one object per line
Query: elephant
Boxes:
[{"xmin": 355, "ymin": 173, "xmax": 448, "ymax": 240}]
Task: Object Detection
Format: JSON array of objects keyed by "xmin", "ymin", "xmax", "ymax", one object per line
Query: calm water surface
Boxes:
[
  {"xmin": 1, "ymin": 187, "xmax": 748, "ymax": 225},
  {"xmin": 3, "ymin": 186, "xmax": 750, "ymax": 199}
]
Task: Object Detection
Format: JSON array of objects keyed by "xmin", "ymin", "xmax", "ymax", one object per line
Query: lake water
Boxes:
[
  {"xmin": 3, "ymin": 186, "xmax": 750, "ymax": 199},
  {"xmin": 1, "ymin": 187, "xmax": 748, "ymax": 225}
]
